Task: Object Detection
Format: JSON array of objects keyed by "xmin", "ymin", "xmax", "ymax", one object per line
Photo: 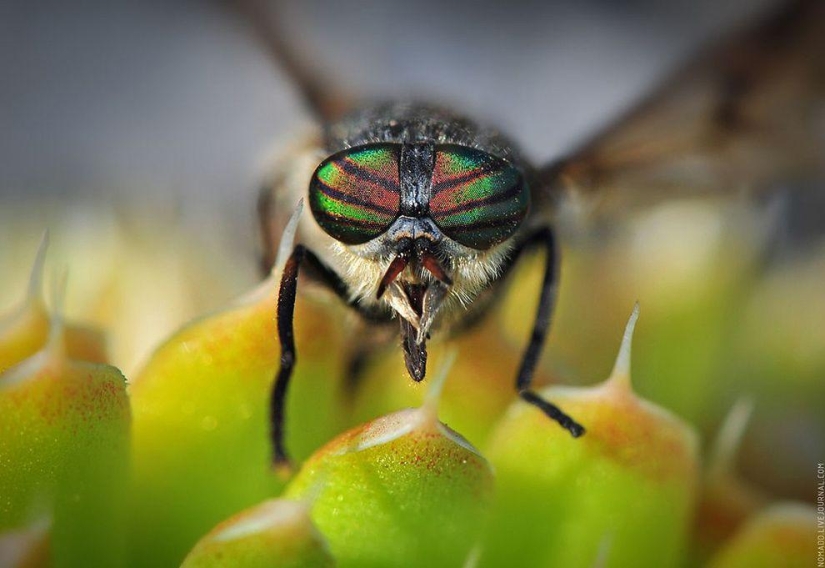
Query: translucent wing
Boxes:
[{"xmin": 539, "ymin": 0, "xmax": 825, "ymax": 218}]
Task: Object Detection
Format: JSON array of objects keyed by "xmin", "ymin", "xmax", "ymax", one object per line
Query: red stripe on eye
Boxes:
[
  {"xmin": 431, "ymin": 166, "xmax": 497, "ymax": 194},
  {"xmin": 339, "ymin": 157, "xmax": 401, "ymax": 192},
  {"xmin": 326, "ymin": 148, "xmax": 400, "ymax": 210},
  {"xmin": 428, "ymin": 145, "xmax": 529, "ymax": 250},
  {"xmin": 315, "ymin": 180, "xmax": 399, "ymax": 216}
]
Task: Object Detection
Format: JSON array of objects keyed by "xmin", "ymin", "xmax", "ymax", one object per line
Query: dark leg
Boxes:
[
  {"xmin": 270, "ymin": 244, "xmax": 392, "ymax": 468},
  {"xmin": 513, "ymin": 227, "xmax": 585, "ymax": 438},
  {"xmin": 271, "ymin": 245, "xmax": 304, "ymax": 467}
]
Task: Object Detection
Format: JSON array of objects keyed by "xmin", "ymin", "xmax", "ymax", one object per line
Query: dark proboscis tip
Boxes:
[{"xmin": 400, "ymin": 318, "xmax": 427, "ymax": 382}]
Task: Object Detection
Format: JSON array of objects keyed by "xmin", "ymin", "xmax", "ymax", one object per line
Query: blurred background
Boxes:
[
  {"xmin": 0, "ymin": 0, "xmax": 783, "ymax": 219},
  {"xmin": 1, "ymin": 0, "xmax": 822, "ymax": 505}
]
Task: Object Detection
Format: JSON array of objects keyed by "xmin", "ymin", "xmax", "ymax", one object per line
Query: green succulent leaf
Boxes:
[{"xmin": 181, "ymin": 499, "xmax": 335, "ymax": 568}]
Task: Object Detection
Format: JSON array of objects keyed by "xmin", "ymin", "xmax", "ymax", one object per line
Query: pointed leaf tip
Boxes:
[
  {"xmin": 420, "ymin": 349, "xmax": 457, "ymax": 423},
  {"xmin": 27, "ymin": 231, "xmax": 49, "ymax": 303},
  {"xmin": 608, "ymin": 302, "xmax": 640, "ymax": 391},
  {"xmin": 274, "ymin": 199, "xmax": 304, "ymax": 274},
  {"xmin": 709, "ymin": 397, "xmax": 755, "ymax": 478}
]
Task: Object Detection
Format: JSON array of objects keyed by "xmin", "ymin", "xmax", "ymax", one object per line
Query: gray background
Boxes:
[{"xmin": 0, "ymin": 0, "xmax": 778, "ymax": 229}]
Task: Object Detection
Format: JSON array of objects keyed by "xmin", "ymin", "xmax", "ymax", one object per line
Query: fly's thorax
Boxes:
[{"xmin": 324, "ymin": 101, "xmax": 524, "ymax": 165}]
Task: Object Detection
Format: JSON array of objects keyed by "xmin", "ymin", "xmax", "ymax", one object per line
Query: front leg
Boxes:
[
  {"xmin": 270, "ymin": 244, "xmax": 390, "ymax": 468},
  {"xmin": 270, "ymin": 245, "xmax": 305, "ymax": 468},
  {"xmin": 512, "ymin": 227, "xmax": 585, "ymax": 438}
]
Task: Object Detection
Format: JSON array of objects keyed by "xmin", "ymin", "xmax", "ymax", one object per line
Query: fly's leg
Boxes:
[
  {"xmin": 271, "ymin": 245, "xmax": 390, "ymax": 468},
  {"xmin": 271, "ymin": 245, "xmax": 304, "ymax": 468},
  {"xmin": 513, "ymin": 227, "xmax": 585, "ymax": 438}
]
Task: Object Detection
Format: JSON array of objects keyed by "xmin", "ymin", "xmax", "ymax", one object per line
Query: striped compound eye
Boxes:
[
  {"xmin": 429, "ymin": 145, "xmax": 530, "ymax": 250},
  {"xmin": 309, "ymin": 144, "xmax": 402, "ymax": 244}
]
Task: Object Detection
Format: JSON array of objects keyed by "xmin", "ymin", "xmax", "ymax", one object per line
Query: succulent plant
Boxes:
[{"xmin": 0, "ymin": 197, "xmax": 821, "ymax": 567}]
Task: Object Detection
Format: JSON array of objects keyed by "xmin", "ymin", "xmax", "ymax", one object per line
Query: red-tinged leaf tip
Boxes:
[
  {"xmin": 483, "ymin": 304, "xmax": 700, "ymax": 567},
  {"xmin": 285, "ymin": 364, "xmax": 492, "ymax": 567},
  {"xmin": 286, "ymin": 417, "xmax": 492, "ymax": 567}
]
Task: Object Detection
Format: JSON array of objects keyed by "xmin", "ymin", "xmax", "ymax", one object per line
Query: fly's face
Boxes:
[{"xmin": 308, "ymin": 140, "xmax": 531, "ymax": 378}]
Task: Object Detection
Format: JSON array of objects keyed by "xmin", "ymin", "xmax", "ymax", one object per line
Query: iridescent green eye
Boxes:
[
  {"xmin": 429, "ymin": 145, "xmax": 529, "ymax": 249},
  {"xmin": 309, "ymin": 144, "xmax": 402, "ymax": 244}
]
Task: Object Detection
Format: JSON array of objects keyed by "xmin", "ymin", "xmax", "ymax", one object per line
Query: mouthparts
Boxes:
[{"xmin": 375, "ymin": 240, "xmax": 453, "ymax": 383}]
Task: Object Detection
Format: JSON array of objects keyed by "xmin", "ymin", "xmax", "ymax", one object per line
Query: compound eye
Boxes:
[
  {"xmin": 429, "ymin": 145, "xmax": 530, "ymax": 250},
  {"xmin": 309, "ymin": 144, "xmax": 402, "ymax": 244}
]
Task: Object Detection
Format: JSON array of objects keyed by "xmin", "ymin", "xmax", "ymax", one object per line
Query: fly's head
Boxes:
[{"xmin": 308, "ymin": 140, "xmax": 530, "ymax": 380}]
